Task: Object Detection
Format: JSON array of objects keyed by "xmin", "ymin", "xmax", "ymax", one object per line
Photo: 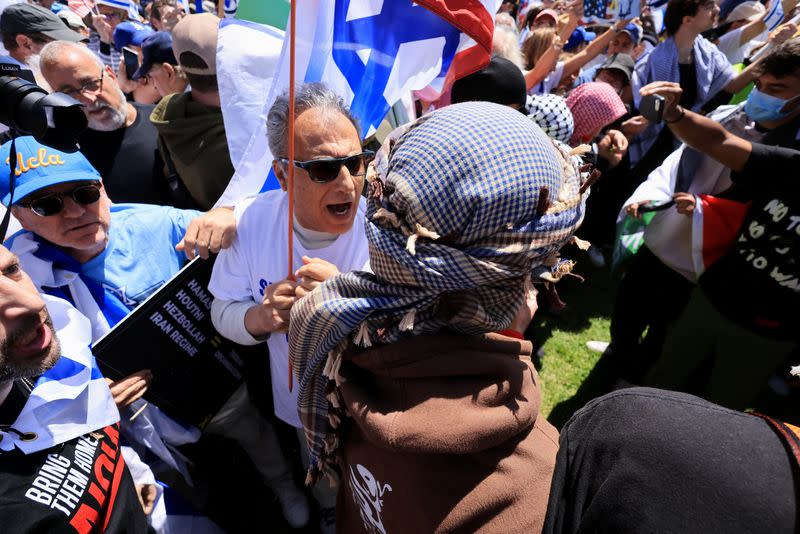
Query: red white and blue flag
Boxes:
[
  {"xmin": 691, "ymin": 195, "xmax": 750, "ymax": 277},
  {"xmin": 215, "ymin": 0, "xmax": 500, "ymax": 206}
]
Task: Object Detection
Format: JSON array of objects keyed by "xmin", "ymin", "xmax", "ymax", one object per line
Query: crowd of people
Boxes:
[{"xmin": 0, "ymin": 0, "xmax": 797, "ymax": 532}]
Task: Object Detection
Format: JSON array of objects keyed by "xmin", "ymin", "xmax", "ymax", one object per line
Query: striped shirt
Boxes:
[{"xmin": 88, "ymin": 32, "xmax": 121, "ymax": 72}]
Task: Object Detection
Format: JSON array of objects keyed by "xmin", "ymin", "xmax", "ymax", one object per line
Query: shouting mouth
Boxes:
[
  {"xmin": 11, "ymin": 320, "xmax": 52, "ymax": 360},
  {"xmin": 327, "ymin": 201, "xmax": 353, "ymax": 218}
]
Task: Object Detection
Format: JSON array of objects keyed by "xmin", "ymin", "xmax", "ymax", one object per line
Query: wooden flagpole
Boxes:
[{"xmin": 287, "ymin": 0, "xmax": 297, "ymax": 392}]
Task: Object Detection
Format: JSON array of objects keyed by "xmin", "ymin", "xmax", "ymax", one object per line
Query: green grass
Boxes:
[
  {"xmin": 531, "ymin": 261, "xmax": 618, "ymax": 426},
  {"xmin": 539, "ymin": 316, "xmax": 609, "ymax": 418}
]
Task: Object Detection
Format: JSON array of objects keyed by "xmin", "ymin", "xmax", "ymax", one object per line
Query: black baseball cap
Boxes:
[
  {"xmin": 452, "ymin": 56, "xmax": 527, "ymax": 110},
  {"xmin": 132, "ymin": 31, "xmax": 176, "ymax": 80},
  {"xmin": 0, "ymin": 3, "xmax": 86, "ymax": 42},
  {"xmin": 597, "ymin": 53, "xmax": 635, "ymax": 83}
]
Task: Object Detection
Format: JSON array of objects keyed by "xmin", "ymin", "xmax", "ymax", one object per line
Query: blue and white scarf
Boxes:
[
  {"xmin": 0, "ymin": 294, "xmax": 119, "ymax": 454},
  {"xmin": 289, "ymin": 102, "xmax": 589, "ymax": 480},
  {"xmin": 8, "ymin": 231, "xmax": 200, "ymax": 477},
  {"xmin": 630, "ymin": 36, "xmax": 735, "ymax": 165}
]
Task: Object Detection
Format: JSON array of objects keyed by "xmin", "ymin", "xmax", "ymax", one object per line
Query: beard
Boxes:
[
  {"xmin": 86, "ymin": 86, "xmax": 129, "ymax": 132},
  {"xmin": 0, "ymin": 310, "xmax": 60, "ymax": 383}
]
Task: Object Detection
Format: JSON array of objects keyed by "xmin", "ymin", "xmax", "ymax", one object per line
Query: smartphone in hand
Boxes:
[
  {"xmin": 639, "ymin": 93, "xmax": 665, "ymax": 124},
  {"xmin": 123, "ymin": 47, "xmax": 139, "ymax": 80}
]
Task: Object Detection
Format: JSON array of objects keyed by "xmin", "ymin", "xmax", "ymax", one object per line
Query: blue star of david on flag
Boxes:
[
  {"xmin": 326, "ymin": 0, "xmax": 461, "ymax": 136},
  {"xmin": 215, "ymin": 0, "xmax": 500, "ymax": 205}
]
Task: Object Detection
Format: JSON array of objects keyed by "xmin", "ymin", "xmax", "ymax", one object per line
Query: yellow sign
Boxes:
[{"xmin": 5, "ymin": 148, "xmax": 66, "ymax": 177}]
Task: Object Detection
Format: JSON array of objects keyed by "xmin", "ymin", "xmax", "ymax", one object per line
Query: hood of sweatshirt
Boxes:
[
  {"xmin": 150, "ymin": 91, "xmax": 227, "ymax": 166},
  {"xmin": 339, "ymin": 331, "xmax": 541, "ymax": 455}
]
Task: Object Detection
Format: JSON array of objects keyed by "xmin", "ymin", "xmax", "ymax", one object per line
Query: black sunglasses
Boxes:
[
  {"xmin": 21, "ymin": 183, "xmax": 103, "ymax": 217},
  {"xmin": 278, "ymin": 150, "xmax": 375, "ymax": 183}
]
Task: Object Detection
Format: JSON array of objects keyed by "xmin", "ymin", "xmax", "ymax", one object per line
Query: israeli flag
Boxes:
[
  {"xmin": 0, "ymin": 295, "xmax": 119, "ymax": 455},
  {"xmin": 215, "ymin": 0, "xmax": 498, "ymax": 206},
  {"xmin": 764, "ymin": 0, "xmax": 785, "ymax": 31}
]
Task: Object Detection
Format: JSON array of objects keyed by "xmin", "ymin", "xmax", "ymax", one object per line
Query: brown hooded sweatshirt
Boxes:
[{"xmin": 336, "ymin": 332, "xmax": 559, "ymax": 534}]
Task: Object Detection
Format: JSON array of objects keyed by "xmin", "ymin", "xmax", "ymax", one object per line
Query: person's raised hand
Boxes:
[
  {"xmin": 639, "ymin": 81, "xmax": 684, "ymax": 122},
  {"xmin": 244, "ymin": 279, "xmax": 299, "ymax": 336},
  {"xmin": 294, "ymin": 256, "xmax": 339, "ymax": 299},
  {"xmin": 621, "ymin": 115, "xmax": 650, "ymax": 137},
  {"xmin": 613, "ymin": 17, "xmax": 632, "ymax": 31},
  {"xmin": 176, "ymin": 207, "xmax": 236, "ymax": 260},
  {"xmin": 597, "ymin": 129, "xmax": 629, "ymax": 167},
  {"xmin": 106, "ymin": 370, "xmax": 152, "ymax": 409},
  {"xmin": 567, "ymin": 0, "xmax": 583, "ymax": 20},
  {"xmin": 91, "ymin": 14, "xmax": 114, "ymax": 44},
  {"xmin": 770, "ymin": 22, "xmax": 798, "ymax": 47},
  {"xmin": 625, "ymin": 200, "xmax": 652, "ymax": 219},
  {"xmin": 116, "ymin": 60, "xmax": 138, "ymax": 94},
  {"xmin": 135, "ymin": 483, "xmax": 157, "ymax": 515},
  {"xmin": 673, "ymin": 192, "xmax": 697, "ymax": 215}
]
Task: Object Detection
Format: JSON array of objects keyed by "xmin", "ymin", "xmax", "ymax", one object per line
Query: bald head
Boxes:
[
  {"xmin": 39, "ymin": 41, "xmax": 129, "ymax": 132},
  {"xmin": 40, "ymin": 41, "xmax": 102, "ymax": 75}
]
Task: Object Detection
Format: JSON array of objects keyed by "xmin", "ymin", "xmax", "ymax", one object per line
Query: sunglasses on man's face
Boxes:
[
  {"xmin": 21, "ymin": 184, "xmax": 102, "ymax": 217},
  {"xmin": 278, "ymin": 150, "xmax": 375, "ymax": 183}
]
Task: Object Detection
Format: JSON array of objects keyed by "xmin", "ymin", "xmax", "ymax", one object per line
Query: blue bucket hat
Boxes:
[
  {"xmin": 0, "ymin": 137, "xmax": 101, "ymax": 206},
  {"xmin": 132, "ymin": 32, "xmax": 177, "ymax": 80},
  {"xmin": 113, "ymin": 21, "xmax": 155, "ymax": 51}
]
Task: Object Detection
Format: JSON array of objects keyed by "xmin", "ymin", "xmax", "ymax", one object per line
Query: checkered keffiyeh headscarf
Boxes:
[
  {"xmin": 526, "ymin": 93, "xmax": 575, "ymax": 145},
  {"xmin": 289, "ymin": 102, "xmax": 589, "ymax": 481},
  {"xmin": 565, "ymin": 81, "xmax": 627, "ymax": 145}
]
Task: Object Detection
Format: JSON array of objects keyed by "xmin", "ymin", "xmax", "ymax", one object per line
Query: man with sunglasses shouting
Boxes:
[{"xmin": 207, "ymin": 82, "xmax": 372, "ymax": 533}]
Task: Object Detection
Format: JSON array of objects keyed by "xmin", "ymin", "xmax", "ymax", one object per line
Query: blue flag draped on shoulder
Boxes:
[{"xmin": 215, "ymin": 0, "xmax": 500, "ymax": 207}]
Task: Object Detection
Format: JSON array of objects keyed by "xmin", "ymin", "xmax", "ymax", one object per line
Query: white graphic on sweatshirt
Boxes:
[{"xmin": 349, "ymin": 464, "xmax": 393, "ymax": 534}]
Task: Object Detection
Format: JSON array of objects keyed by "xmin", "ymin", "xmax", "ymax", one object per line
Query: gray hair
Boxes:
[
  {"xmin": 40, "ymin": 41, "xmax": 103, "ymax": 75},
  {"xmin": 495, "ymin": 12, "xmax": 517, "ymax": 31},
  {"xmin": 267, "ymin": 82, "xmax": 360, "ymax": 158},
  {"xmin": 492, "ymin": 26, "xmax": 524, "ymax": 70}
]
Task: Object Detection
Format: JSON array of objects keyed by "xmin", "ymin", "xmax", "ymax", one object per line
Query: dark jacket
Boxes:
[{"xmin": 151, "ymin": 92, "xmax": 234, "ymax": 210}]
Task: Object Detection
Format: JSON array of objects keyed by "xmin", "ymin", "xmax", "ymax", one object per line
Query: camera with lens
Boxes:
[{"xmin": 0, "ymin": 62, "xmax": 87, "ymax": 152}]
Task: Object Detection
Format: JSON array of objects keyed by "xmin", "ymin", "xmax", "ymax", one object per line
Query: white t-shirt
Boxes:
[
  {"xmin": 529, "ymin": 61, "xmax": 566, "ymax": 95},
  {"xmin": 207, "ymin": 190, "xmax": 370, "ymax": 427},
  {"xmin": 717, "ymin": 27, "xmax": 767, "ymax": 65}
]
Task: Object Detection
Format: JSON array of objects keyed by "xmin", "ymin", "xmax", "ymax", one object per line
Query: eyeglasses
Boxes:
[
  {"xmin": 278, "ymin": 151, "xmax": 375, "ymax": 183},
  {"xmin": 21, "ymin": 184, "xmax": 102, "ymax": 217},
  {"xmin": 61, "ymin": 69, "xmax": 105, "ymax": 98}
]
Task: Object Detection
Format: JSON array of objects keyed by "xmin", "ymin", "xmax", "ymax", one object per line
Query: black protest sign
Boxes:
[{"xmin": 92, "ymin": 255, "xmax": 262, "ymax": 428}]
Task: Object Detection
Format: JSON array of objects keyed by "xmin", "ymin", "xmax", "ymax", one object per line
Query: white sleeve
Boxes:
[
  {"xmin": 210, "ymin": 298, "xmax": 266, "ymax": 346},
  {"xmin": 623, "ymin": 145, "xmax": 684, "ymax": 209},
  {"xmin": 716, "ymin": 27, "xmax": 743, "ymax": 58},
  {"xmin": 207, "ymin": 227, "xmax": 254, "ymax": 303},
  {"xmin": 121, "ymin": 445, "xmax": 155, "ymax": 485},
  {"xmin": 543, "ymin": 61, "xmax": 565, "ymax": 94}
]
